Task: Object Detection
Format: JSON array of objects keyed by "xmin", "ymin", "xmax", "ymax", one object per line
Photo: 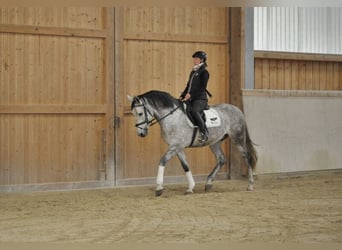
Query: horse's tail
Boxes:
[{"xmin": 245, "ymin": 127, "xmax": 257, "ymax": 170}]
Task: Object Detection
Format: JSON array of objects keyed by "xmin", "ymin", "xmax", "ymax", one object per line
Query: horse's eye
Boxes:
[{"xmin": 138, "ymin": 113, "xmax": 143, "ymax": 116}]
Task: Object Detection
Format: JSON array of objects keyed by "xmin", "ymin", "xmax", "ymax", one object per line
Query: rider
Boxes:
[{"xmin": 180, "ymin": 51, "xmax": 210, "ymax": 142}]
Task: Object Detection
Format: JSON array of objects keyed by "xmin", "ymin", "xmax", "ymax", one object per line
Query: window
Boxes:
[{"xmin": 254, "ymin": 7, "xmax": 342, "ymax": 55}]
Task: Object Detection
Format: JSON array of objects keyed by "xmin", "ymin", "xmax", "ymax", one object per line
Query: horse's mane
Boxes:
[{"xmin": 132, "ymin": 90, "xmax": 181, "ymax": 110}]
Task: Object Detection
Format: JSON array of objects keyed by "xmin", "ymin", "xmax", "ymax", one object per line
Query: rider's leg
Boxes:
[{"xmin": 190, "ymin": 100, "xmax": 209, "ymax": 141}]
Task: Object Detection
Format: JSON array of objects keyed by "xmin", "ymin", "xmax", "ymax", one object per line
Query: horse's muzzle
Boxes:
[
  {"xmin": 138, "ymin": 132, "xmax": 146, "ymax": 137},
  {"xmin": 137, "ymin": 128, "xmax": 148, "ymax": 137}
]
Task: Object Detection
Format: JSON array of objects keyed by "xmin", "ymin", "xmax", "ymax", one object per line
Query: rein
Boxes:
[{"xmin": 134, "ymin": 102, "xmax": 181, "ymax": 128}]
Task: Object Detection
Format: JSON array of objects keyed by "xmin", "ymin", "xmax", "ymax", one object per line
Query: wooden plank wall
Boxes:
[
  {"xmin": 115, "ymin": 8, "xmax": 230, "ymax": 183},
  {"xmin": 0, "ymin": 8, "xmax": 115, "ymax": 187},
  {"xmin": 254, "ymin": 51, "xmax": 342, "ymax": 90}
]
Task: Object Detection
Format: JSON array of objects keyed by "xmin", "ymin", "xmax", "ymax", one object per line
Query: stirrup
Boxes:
[{"xmin": 199, "ymin": 132, "xmax": 208, "ymax": 142}]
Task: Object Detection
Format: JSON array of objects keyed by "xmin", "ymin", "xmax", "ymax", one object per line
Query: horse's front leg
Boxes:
[
  {"xmin": 156, "ymin": 146, "xmax": 180, "ymax": 196},
  {"xmin": 177, "ymin": 150, "xmax": 195, "ymax": 194}
]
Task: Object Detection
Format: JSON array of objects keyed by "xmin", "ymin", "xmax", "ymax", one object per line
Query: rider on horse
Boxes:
[{"xmin": 180, "ymin": 51, "xmax": 210, "ymax": 142}]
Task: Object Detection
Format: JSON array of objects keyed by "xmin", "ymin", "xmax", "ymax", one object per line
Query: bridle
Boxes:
[
  {"xmin": 133, "ymin": 102, "xmax": 155, "ymax": 130},
  {"xmin": 133, "ymin": 99, "xmax": 181, "ymax": 130}
]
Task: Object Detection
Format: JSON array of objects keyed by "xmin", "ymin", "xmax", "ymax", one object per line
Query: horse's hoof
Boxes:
[
  {"xmin": 184, "ymin": 189, "xmax": 194, "ymax": 195},
  {"xmin": 155, "ymin": 188, "xmax": 164, "ymax": 197},
  {"xmin": 246, "ymin": 186, "xmax": 254, "ymax": 191},
  {"xmin": 205, "ymin": 184, "xmax": 212, "ymax": 192}
]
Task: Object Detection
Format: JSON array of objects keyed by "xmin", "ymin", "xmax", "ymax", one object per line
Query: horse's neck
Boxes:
[
  {"xmin": 146, "ymin": 105, "xmax": 158, "ymax": 118},
  {"xmin": 153, "ymin": 107, "xmax": 169, "ymax": 120},
  {"xmin": 148, "ymin": 104, "xmax": 170, "ymax": 118},
  {"xmin": 157, "ymin": 108, "xmax": 187, "ymax": 127}
]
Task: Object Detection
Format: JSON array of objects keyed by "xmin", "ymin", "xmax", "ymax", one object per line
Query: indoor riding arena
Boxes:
[{"xmin": 0, "ymin": 7, "xmax": 341, "ymax": 245}]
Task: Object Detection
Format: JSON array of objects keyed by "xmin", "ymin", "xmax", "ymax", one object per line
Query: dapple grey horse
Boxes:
[{"xmin": 128, "ymin": 90, "xmax": 257, "ymax": 196}]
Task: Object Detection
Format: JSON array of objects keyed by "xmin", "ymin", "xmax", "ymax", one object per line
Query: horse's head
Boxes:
[{"xmin": 127, "ymin": 95, "xmax": 153, "ymax": 137}]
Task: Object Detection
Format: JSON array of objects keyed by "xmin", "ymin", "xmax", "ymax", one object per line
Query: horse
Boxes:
[{"xmin": 128, "ymin": 90, "xmax": 257, "ymax": 196}]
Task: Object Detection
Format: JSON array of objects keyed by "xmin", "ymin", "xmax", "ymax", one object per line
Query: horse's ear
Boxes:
[{"xmin": 127, "ymin": 95, "xmax": 134, "ymax": 103}]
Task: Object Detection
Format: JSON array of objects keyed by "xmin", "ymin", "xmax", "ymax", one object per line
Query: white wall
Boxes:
[
  {"xmin": 243, "ymin": 90, "xmax": 342, "ymax": 174},
  {"xmin": 254, "ymin": 7, "xmax": 342, "ymax": 55}
]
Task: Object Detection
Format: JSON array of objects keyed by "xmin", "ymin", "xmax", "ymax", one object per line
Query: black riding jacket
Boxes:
[{"xmin": 181, "ymin": 64, "xmax": 209, "ymax": 101}]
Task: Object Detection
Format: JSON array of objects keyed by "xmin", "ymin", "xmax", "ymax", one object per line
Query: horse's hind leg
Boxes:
[
  {"xmin": 235, "ymin": 144, "xmax": 255, "ymax": 191},
  {"xmin": 177, "ymin": 151, "xmax": 195, "ymax": 194},
  {"xmin": 229, "ymin": 122, "xmax": 256, "ymax": 191},
  {"xmin": 205, "ymin": 142, "xmax": 227, "ymax": 191}
]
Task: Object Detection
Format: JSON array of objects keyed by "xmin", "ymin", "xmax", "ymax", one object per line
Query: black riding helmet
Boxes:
[{"xmin": 192, "ymin": 51, "xmax": 207, "ymax": 62}]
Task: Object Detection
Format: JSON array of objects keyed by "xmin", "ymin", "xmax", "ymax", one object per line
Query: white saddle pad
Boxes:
[
  {"xmin": 183, "ymin": 102, "xmax": 221, "ymax": 129},
  {"xmin": 204, "ymin": 108, "xmax": 221, "ymax": 128}
]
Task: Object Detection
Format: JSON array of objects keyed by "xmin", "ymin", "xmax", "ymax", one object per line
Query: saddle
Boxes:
[{"xmin": 183, "ymin": 103, "xmax": 221, "ymax": 128}]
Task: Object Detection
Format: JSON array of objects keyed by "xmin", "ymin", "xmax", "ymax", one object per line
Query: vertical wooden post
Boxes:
[
  {"xmin": 228, "ymin": 7, "xmax": 247, "ymax": 179},
  {"xmin": 114, "ymin": 7, "xmax": 124, "ymax": 184},
  {"xmin": 103, "ymin": 7, "xmax": 115, "ymax": 183}
]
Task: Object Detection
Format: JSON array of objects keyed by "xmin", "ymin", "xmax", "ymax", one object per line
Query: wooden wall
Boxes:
[
  {"xmin": 0, "ymin": 8, "xmax": 115, "ymax": 187},
  {"xmin": 254, "ymin": 51, "xmax": 342, "ymax": 90},
  {"xmin": 0, "ymin": 7, "xmax": 232, "ymax": 190},
  {"xmin": 115, "ymin": 8, "xmax": 230, "ymax": 184}
]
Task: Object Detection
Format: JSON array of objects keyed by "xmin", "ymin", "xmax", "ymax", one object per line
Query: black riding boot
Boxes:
[
  {"xmin": 190, "ymin": 100, "xmax": 209, "ymax": 142},
  {"xmin": 191, "ymin": 111, "xmax": 209, "ymax": 142},
  {"xmin": 199, "ymin": 123, "xmax": 209, "ymax": 142}
]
